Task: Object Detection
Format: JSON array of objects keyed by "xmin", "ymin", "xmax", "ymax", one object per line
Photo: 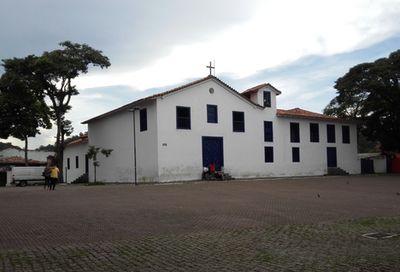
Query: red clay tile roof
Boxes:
[
  {"xmin": 242, "ymin": 83, "xmax": 281, "ymax": 95},
  {"xmin": 0, "ymin": 156, "xmax": 46, "ymax": 165},
  {"xmin": 67, "ymin": 135, "xmax": 88, "ymax": 146},
  {"xmin": 277, "ymin": 108, "xmax": 361, "ymax": 123},
  {"xmin": 82, "ymin": 75, "xmax": 262, "ymax": 124}
]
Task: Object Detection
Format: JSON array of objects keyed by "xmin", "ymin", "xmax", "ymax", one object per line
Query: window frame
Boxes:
[
  {"xmin": 290, "ymin": 122, "xmax": 300, "ymax": 143},
  {"xmin": 232, "ymin": 111, "xmax": 245, "ymax": 132},
  {"xmin": 342, "ymin": 125, "xmax": 350, "ymax": 144},
  {"xmin": 310, "ymin": 123, "xmax": 319, "ymax": 143},
  {"xmin": 207, "ymin": 104, "xmax": 218, "ymax": 124},
  {"xmin": 263, "ymin": 91, "xmax": 271, "ymax": 107},
  {"xmin": 176, "ymin": 106, "xmax": 191, "ymax": 130},
  {"xmin": 264, "ymin": 121, "xmax": 273, "ymax": 142},
  {"xmin": 140, "ymin": 108, "xmax": 147, "ymax": 132},
  {"xmin": 75, "ymin": 156, "xmax": 79, "ymax": 169},
  {"xmin": 264, "ymin": 146, "xmax": 274, "ymax": 163},
  {"xmin": 292, "ymin": 147, "xmax": 300, "ymax": 162},
  {"xmin": 327, "ymin": 124, "xmax": 336, "ymax": 143}
]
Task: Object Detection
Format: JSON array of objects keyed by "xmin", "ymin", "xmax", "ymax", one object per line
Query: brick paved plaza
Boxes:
[{"xmin": 1, "ymin": 175, "xmax": 399, "ymax": 271}]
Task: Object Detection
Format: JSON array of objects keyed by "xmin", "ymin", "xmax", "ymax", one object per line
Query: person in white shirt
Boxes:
[{"xmin": 202, "ymin": 166, "xmax": 209, "ymax": 180}]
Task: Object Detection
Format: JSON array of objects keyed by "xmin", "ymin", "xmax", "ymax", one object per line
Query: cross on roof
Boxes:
[{"xmin": 206, "ymin": 61, "xmax": 215, "ymax": 76}]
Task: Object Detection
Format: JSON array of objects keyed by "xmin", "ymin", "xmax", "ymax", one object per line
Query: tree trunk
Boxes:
[
  {"xmin": 59, "ymin": 126, "xmax": 65, "ymax": 183},
  {"xmin": 56, "ymin": 114, "xmax": 64, "ymax": 183},
  {"xmin": 24, "ymin": 136, "xmax": 29, "ymax": 166}
]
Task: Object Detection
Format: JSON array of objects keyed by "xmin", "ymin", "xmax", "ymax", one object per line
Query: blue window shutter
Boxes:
[
  {"xmin": 264, "ymin": 121, "xmax": 273, "ymax": 142},
  {"xmin": 207, "ymin": 105, "xmax": 218, "ymax": 123}
]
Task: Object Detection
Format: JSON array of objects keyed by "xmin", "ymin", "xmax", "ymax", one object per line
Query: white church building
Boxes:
[{"xmin": 63, "ymin": 75, "xmax": 361, "ymax": 184}]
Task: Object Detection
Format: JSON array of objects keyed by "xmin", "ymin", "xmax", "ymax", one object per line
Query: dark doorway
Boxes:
[
  {"xmin": 85, "ymin": 155, "xmax": 89, "ymax": 174},
  {"xmin": 327, "ymin": 147, "xmax": 337, "ymax": 167},
  {"xmin": 361, "ymin": 159, "xmax": 374, "ymax": 174},
  {"xmin": 0, "ymin": 172, "xmax": 7, "ymax": 187},
  {"xmin": 202, "ymin": 137, "xmax": 224, "ymax": 171}
]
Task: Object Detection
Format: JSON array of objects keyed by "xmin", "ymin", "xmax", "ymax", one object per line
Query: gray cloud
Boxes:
[
  {"xmin": 2, "ymin": 0, "xmax": 400, "ymax": 149},
  {"xmin": 1, "ymin": 0, "xmax": 259, "ymax": 69}
]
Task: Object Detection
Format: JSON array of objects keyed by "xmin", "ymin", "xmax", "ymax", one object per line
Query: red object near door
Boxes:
[{"xmin": 392, "ymin": 157, "xmax": 400, "ymax": 173}]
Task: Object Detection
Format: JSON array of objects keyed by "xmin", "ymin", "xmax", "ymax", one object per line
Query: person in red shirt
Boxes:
[
  {"xmin": 209, "ymin": 162, "xmax": 216, "ymax": 172},
  {"xmin": 209, "ymin": 162, "xmax": 224, "ymax": 180}
]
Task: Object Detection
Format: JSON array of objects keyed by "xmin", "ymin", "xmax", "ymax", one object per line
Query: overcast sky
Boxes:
[{"xmin": 1, "ymin": 0, "xmax": 400, "ymax": 149}]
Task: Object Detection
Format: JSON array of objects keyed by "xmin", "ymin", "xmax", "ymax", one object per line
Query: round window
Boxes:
[{"xmin": 209, "ymin": 88, "xmax": 214, "ymax": 94}]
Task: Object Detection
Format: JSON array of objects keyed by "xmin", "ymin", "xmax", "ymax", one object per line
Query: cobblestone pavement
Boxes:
[{"xmin": 1, "ymin": 174, "xmax": 399, "ymax": 271}]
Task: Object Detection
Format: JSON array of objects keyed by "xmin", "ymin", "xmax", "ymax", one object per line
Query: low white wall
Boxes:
[{"xmin": 374, "ymin": 156, "xmax": 387, "ymax": 173}]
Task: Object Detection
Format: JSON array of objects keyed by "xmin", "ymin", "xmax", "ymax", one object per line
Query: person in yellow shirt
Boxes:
[{"xmin": 48, "ymin": 165, "xmax": 60, "ymax": 190}]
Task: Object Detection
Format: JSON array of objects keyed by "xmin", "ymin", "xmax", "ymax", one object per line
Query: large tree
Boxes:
[
  {"xmin": 324, "ymin": 49, "xmax": 400, "ymax": 152},
  {"xmin": 0, "ymin": 41, "xmax": 110, "ymax": 178},
  {"xmin": 35, "ymin": 41, "xmax": 110, "ymax": 181},
  {"xmin": 0, "ymin": 57, "xmax": 52, "ymax": 164}
]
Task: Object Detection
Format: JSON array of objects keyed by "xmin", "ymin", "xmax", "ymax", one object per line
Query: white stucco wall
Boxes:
[
  {"xmin": 270, "ymin": 117, "xmax": 326, "ymax": 177},
  {"xmin": 88, "ymin": 110, "xmax": 135, "ymax": 183},
  {"xmin": 373, "ymin": 156, "xmax": 387, "ymax": 173},
  {"xmin": 136, "ymin": 100, "xmax": 159, "ymax": 183}
]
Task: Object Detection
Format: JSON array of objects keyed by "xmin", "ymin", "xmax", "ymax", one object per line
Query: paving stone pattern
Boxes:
[{"xmin": 1, "ymin": 175, "xmax": 399, "ymax": 271}]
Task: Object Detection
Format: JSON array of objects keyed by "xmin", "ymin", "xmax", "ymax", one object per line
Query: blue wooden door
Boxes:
[
  {"xmin": 202, "ymin": 137, "xmax": 224, "ymax": 171},
  {"xmin": 327, "ymin": 147, "xmax": 337, "ymax": 167}
]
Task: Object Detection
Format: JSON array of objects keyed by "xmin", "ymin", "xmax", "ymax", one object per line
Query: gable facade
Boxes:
[{"xmin": 64, "ymin": 76, "xmax": 360, "ymax": 184}]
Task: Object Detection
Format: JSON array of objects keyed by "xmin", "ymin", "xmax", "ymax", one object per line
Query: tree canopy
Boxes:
[
  {"xmin": 323, "ymin": 49, "xmax": 400, "ymax": 152},
  {"xmin": 0, "ymin": 41, "xmax": 110, "ymax": 172},
  {"xmin": 0, "ymin": 142, "xmax": 21, "ymax": 151},
  {"xmin": 0, "ymin": 56, "xmax": 52, "ymax": 164}
]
